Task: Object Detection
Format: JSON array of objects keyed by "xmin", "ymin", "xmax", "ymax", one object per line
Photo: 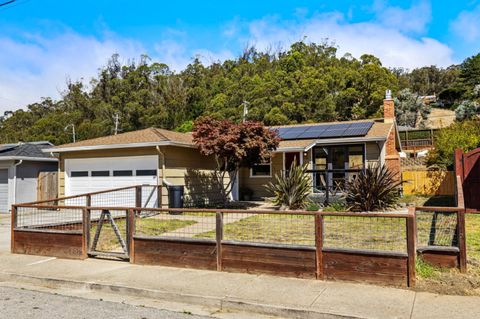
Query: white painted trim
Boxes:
[
  {"xmin": 43, "ymin": 141, "xmax": 196, "ymax": 153},
  {"xmin": 0, "ymin": 156, "xmax": 58, "ymax": 162}
]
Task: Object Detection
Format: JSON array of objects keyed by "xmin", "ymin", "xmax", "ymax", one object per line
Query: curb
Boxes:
[{"xmin": 0, "ymin": 272, "xmax": 360, "ymax": 319}]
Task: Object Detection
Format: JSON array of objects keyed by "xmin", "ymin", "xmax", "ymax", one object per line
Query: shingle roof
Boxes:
[
  {"xmin": 52, "ymin": 128, "xmax": 193, "ymax": 149},
  {"xmin": 50, "ymin": 119, "xmax": 394, "ymax": 152},
  {"xmin": 0, "ymin": 142, "xmax": 57, "ymax": 160}
]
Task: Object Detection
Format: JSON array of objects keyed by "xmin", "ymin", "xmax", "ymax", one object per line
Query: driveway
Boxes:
[{"xmin": 0, "ymin": 214, "xmax": 10, "ymax": 253}]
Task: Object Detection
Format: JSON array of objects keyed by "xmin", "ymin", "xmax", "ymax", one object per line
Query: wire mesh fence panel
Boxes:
[
  {"xmin": 89, "ymin": 209, "xmax": 128, "ymax": 254},
  {"xmin": 91, "ymin": 188, "xmax": 137, "ymax": 208},
  {"xmin": 135, "ymin": 210, "xmax": 209, "ymax": 239},
  {"xmin": 416, "ymin": 211, "xmax": 458, "ymax": 248},
  {"xmin": 220, "ymin": 213, "xmax": 315, "ymax": 247},
  {"xmin": 15, "ymin": 206, "xmax": 83, "ymax": 232},
  {"xmin": 140, "ymin": 186, "xmax": 159, "ymax": 208},
  {"xmin": 323, "ymin": 215, "xmax": 407, "ymax": 253}
]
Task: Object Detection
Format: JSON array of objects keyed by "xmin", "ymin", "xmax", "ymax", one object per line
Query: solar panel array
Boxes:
[{"xmin": 275, "ymin": 122, "xmax": 374, "ymax": 140}]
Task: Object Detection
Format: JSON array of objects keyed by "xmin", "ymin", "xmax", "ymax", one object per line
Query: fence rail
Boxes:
[
  {"xmin": 10, "ymin": 172, "xmax": 470, "ymax": 286},
  {"xmin": 11, "ymin": 202, "xmax": 416, "ymax": 287}
]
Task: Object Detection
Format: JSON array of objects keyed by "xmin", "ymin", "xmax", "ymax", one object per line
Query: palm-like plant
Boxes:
[
  {"xmin": 266, "ymin": 163, "xmax": 311, "ymax": 210},
  {"xmin": 346, "ymin": 164, "xmax": 402, "ymax": 212}
]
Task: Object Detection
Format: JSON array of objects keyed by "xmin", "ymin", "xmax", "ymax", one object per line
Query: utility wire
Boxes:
[{"xmin": 0, "ymin": 0, "xmax": 15, "ymax": 7}]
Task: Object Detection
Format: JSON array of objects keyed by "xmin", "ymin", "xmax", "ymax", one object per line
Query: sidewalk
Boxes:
[{"xmin": 0, "ymin": 250, "xmax": 479, "ymax": 319}]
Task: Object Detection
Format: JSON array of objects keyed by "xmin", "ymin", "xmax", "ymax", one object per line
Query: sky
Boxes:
[{"xmin": 1, "ymin": 0, "xmax": 480, "ymax": 113}]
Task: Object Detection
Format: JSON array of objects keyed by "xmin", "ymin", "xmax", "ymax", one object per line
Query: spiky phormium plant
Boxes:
[
  {"xmin": 346, "ymin": 164, "xmax": 402, "ymax": 212},
  {"xmin": 265, "ymin": 163, "xmax": 311, "ymax": 210}
]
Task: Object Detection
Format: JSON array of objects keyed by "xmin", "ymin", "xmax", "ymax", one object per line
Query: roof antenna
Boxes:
[
  {"xmin": 64, "ymin": 124, "xmax": 76, "ymax": 143},
  {"xmin": 242, "ymin": 100, "xmax": 250, "ymax": 123}
]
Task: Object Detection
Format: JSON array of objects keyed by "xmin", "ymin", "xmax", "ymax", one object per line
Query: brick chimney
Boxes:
[{"xmin": 383, "ymin": 89, "xmax": 394, "ymax": 123}]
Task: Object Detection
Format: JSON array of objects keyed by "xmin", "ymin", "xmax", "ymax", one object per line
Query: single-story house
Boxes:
[
  {"xmin": 44, "ymin": 93, "xmax": 400, "ymax": 204},
  {"xmin": 0, "ymin": 142, "xmax": 58, "ymax": 212}
]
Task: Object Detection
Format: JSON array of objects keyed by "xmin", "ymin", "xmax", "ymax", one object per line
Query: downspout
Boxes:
[
  {"xmin": 155, "ymin": 146, "xmax": 172, "ymax": 187},
  {"xmin": 12, "ymin": 160, "xmax": 23, "ymax": 205}
]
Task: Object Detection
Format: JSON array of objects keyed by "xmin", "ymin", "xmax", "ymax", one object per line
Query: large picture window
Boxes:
[{"xmin": 312, "ymin": 144, "xmax": 365, "ymax": 193}]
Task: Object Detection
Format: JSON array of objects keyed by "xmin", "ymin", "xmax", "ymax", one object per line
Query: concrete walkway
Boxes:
[{"xmin": 0, "ymin": 251, "xmax": 479, "ymax": 319}]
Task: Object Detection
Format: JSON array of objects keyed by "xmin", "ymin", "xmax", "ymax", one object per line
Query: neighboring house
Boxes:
[
  {"xmin": 0, "ymin": 142, "xmax": 58, "ymax": 213},
  {"xmin": 44, "ymin": 93, "xmax": 401, "ymax": 204}
]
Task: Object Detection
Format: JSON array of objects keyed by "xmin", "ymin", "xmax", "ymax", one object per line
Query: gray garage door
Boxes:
[{"xmin": 0, "ymin": 169, "xmax": 8, "ymax": 213}]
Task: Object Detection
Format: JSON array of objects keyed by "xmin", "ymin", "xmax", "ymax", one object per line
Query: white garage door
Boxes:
[
  {"xmin": 0, "ymin": 169, "xmax": 8, "ymax": 213},
  {"xmin": 65, "ymin": 155, "xmax": 158, "ymax": 207}
]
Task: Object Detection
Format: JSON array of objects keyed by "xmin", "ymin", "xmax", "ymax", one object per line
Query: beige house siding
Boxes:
[
  {"xmin": 58, "ymin": 146, "xmax": 230, "ymax": 207},
  {"xmin": 239, "ymin": 151, "xmax": 311, "ymax": 200}
]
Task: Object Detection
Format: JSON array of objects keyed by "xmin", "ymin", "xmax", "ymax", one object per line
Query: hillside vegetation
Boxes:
[{"xmin": 0, "ymin": 41, "xmax": 479, "ymax": 145}]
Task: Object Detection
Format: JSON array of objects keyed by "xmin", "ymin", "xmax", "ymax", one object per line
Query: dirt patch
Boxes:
[{"xmin": 416, "ymin": 265, "xmax": 480, "ymax": 296}]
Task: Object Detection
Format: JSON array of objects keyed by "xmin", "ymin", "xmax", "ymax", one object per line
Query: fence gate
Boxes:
[
  {"xmin": 455, "ymin": 148, "xmax": 480, "ymax": 212},
  {"xmin": 87, "ymin": 209, "xmax": 130, "ymax": 260}
]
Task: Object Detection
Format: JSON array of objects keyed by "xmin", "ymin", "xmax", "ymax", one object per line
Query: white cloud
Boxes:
[
  {"xmin": 373, "ymin": 0, "xmax": 432, "ymax": 33},
  {"xmin": 0, "ymin": 30, "xmax": 144, "ymax": 113},
  {"xmin": 450, "ymin": 5, "xmax": 480, "ymax": 43},
  {"xmin": 244, "ymin": 12, "xmax": 455, "ymax": 69}
]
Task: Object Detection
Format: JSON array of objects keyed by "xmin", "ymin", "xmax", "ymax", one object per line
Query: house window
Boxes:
[
  {"xmin": 71, "ymin": 171, "xmax": 88, "ymax": 177},
  {"xmin": 91, "ymin": 171, "xmax": 110, "ymax": 177},
  {"xmin": 113, "ymin": 170, "xmax": 133, "ymax": 177},
  {"xmin": 136, "ymin": 169, "xmax": 157, "ymax": 176},
  {"xmin": 250, "ymin": 162, "xmax": 271, "ymax": 177}
]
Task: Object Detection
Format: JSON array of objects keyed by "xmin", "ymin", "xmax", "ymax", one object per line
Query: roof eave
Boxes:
[
  {"xmin": 43, "ymin": 141, "xmax": 196, "ymax": 153},
  {"xmin": 0, "ymin": 156, "xmax": 58, "ymax": 162},
  {"xmin": 276, "ymin": 136, "xmax": 387, "ymax": 152}
]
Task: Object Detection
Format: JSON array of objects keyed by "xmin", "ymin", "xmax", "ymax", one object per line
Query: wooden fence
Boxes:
[
  {"xmin": 37, "ymin": 171, "xmax": 58, "ymax": 201},
  {"xmin": 11, "ymin": 203, "xmax": 417, "ymax": 288},
  {"xmin": 402, "ymin": 170, "xmax": 455, "ymax": 196}
]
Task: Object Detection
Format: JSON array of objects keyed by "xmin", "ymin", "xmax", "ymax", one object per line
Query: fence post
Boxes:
[
  {"xmin": 315, "ymin": 213, "xmax": 324, "ymax": 280},
  {"xmin": 406, "ymin": 207, "xmax": 416, "ymax": 288},
  {"xmin": 127, "ymin": 208, "xmax": 136, "ymax": 263},
  {"xmin": 157, "ymin": 185, "xmax": 162, "ymax": 208},
  {"xmin": 135, "ymin": 186, "xmax": 142, "ymax": 208},
  {"xmin": 86, "ymin": 194, "xmax": 91, "ymax": 207},
  {"xmin": 216, "ymin": 212, "xmax": 223, "ymax": 271},
  {"xmin": 82, "ymin": 207, "xmax": 89, "ymax": 259},
  {"xmin": 457, "ymin": 209, "xmax": 467, "ymax": 273},
  {"xmin": 10, "ymin": 205, "xmax": 16, "ymax": 253}
]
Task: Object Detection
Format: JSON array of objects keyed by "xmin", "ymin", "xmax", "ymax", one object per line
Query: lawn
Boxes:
[
  {"xmin": 195, "ymin": 214, "xmax": 408, "ymax": 251},
  {"xmin": 91, "ymin": 218, "xmax": 197, "ymax": 252}
]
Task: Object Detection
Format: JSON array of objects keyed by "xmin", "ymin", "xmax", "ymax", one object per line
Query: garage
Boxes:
[
  {"xmin": 64, "ymin": 155, "xmax": 159, "ymax": 207},
  {"xmin": 0, "ymin": 169, "xmax": 8, "ymax": 213}
]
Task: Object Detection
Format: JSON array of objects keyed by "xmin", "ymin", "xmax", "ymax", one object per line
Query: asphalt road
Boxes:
[{"xmin": 0, "ymin": 286, "xmax": 213, "ymax": 319}]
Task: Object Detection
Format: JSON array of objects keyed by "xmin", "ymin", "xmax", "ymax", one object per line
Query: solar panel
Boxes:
[
  {"xmin": 274, "ymin": 121, "xmax": 374, "ymax": 140},
  {"xmin": 341, "ymin": 122, "xmax": 374, "ymax": 137}
]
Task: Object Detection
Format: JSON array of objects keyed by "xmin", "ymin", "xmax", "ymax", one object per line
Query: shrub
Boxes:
[
  {"xmin": 323, "ymin": 201, "xmax": 348, "ymax": 212},
  {"xmin": 345, "ymin": 164, "xmax": 402, "ymax": 211},
  {"xmin": 426, "ymin": 120, "xmax": 480, "ymax": 168},
  {"xmin": 266, "ymin": 163, "xmax": 311, "ymax": 210}
]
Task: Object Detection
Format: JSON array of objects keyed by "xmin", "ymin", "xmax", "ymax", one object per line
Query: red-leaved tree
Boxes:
[{"xmin": 192, "ymin": 117, "xmax": 280, "ymax": 204}]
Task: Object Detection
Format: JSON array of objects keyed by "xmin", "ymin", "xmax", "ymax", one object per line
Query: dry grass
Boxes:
[
  {"xmin": 415, "ymin": 214, "xmax": 480, "ymax": 296},
  {"xmin": 195, "ymin": 214, "xmax": 407, "ymax": 251},
  {"xmin": 91, "ymin": 218, "xmax": 196, "ymax": 252}
]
